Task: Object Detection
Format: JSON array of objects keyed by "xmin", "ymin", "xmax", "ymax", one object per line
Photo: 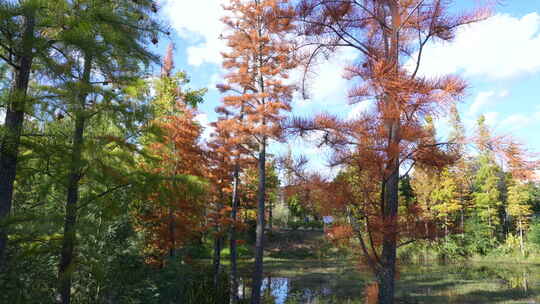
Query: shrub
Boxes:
[
  {"xmin": 182, "ymin": 243, "xmax": 213, "ymax": 259},
  {"xmin": 463, "ymin": 218, "xmax": 498, "ymax": 255},
  {"xmin": 436, "ymin": 235, "xmax": 472, "ymax": 261},
  {"xmin": 288, "ymin": 220, "xmax": 302, "ymax": 230},
  {"xmin": 491, "ymin": 233, "xmax": 522, "ymax": 256},
  {"xmin": 222, "ymin": 244, "xmax": 253, "ymax": 258},
  {"xmin": 528, "ymin": 217, "xmax": 540, "ymax": 247},
  {"xmin": 306, "ymin": 221, "xmax": 323, "ymax": 230},
  {"xmin": 268, "ymin": 247, "xmax": 315, "ymax": 259},
  {"xmin": 103, "ymin": 257, "xmax": 230, "ymax": 304}
]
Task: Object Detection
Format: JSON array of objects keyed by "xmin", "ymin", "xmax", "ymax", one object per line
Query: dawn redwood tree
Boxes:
[
  {"xmin": 219, "ymin": 0, "xmax": 297, "ymax": 302},
  {"xmin": 205, "ymin": 132, "xmax": 235, "ymax": 289},
  {"xmin": 210, "ymin": 114, "xmax": 241, "ymax": 303},
  {"xmin": 292, "ymin": 1, "xmax": 488, "ymax": 302},
  {"xmin": 137, "ymin": 100, "xmax": 207, "ymax": 264},
  {"xmin": 207, "ymin": 114, "xmax": 252, "ymax": 301},
  {"xmin": 135, "ymin": 45, "xmax": 207, "ymax": 266}
]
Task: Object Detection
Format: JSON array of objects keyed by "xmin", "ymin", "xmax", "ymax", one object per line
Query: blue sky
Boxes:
[{"xmin": 153, "ymin": 0, "xmax": 540, "ymax": 174}]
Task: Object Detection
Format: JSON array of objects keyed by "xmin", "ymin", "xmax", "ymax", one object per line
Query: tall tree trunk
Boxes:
[
  {"xmin": 378, "ymin": 148, "xmax": 399, "ymax": 304},
  {"xmin": 519, "ymin": 219, "xmax": 525, "ymax": 257},
  {"xmin": 214, "ymin": 191, "xmax": 225, "ymax": 289},
  {"xmin": 230, "ymin": 164, "xmax": 240, "ymax": 304},
  {"xmin": 488, "ymin": 207, "xmax": 492, "ymax": 234},
  {"xmin": 168, "ymin": 207, "xmax": 175, "ymax": 257},
  {"xmin": 378, "ymin": 2, "xmax": 401, "ymax": 302},
  {"xmin": 0, "ymin": 12, "xmax": 35, "ymax": 266},
  {"xmin": 460, "ymin": 204, "xmax": 465, "ymax": 238},
  {"xmin": 169, "ymin": 132, "xmax": 180, "ymax": 258},
  {"xmin": 250, "ymin": 141, "xmax": 266, "ymax": 304},
  {"xmin": 58, "ymin": 55, "xmax": 92, "ymax": 304},
  {"xmin": 242, "ymin": 278, "xmax": 246, "ymax": 300},
  {"xmin": 268, "ymin": 196, "xmax": 273, "ymax": 231},
  {"xmin": 265, "ymin": 275, "xmax": 272, "ymax": 298},
  {"xmin": 213, "ymin": 233, "xmax": 223, "ymax": 289}
]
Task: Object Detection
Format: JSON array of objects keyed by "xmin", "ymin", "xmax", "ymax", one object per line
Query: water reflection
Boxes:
[
  {"xmin": 262, "ymin": 277, "xmax": 289, "ymax": 304},
  {"xmin": 239, "ymin": 262, "xmax": 540, "ymax": 303},
  {"xmin": 257, "ymin": 275, "xmax": 359, "ymax": 304}
]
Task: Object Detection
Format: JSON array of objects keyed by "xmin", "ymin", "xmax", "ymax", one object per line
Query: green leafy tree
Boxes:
[
  {"xmin": 473, "ymin": 155, "xmax": 503, "ymax": 237},
  {"xmin": 528, "ymin": 217, "xmax": 540, "ymax": 248},
  {"xmin": 0, "ymin": 0, "xmax": 69, "ymax": 265},
  {"xmin": 507, "ymin": 180, "xmax": 532, "ymax": 256},
  {"xmin": 28, "ymin": 1, "xmax": 163, "ymax": 302}
]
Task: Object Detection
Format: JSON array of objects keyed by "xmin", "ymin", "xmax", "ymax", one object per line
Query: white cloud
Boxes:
[
  {"xmin": 467, "ymin": 90, "xmax": 508, "ymax": 116},
  {"xmin": 468, "ymin": 91, "xmax": 494, "ymax": 116},
  {"xmin": 290, "ymin": 48, "xmax": 358, "ymax": 111},
  {"xmin": 463, "ymin": 111, "xmax": 499, "ymax": 135},
  {"xmin": 347, "ymin": 101, "xmax": 371, "ymax": 120},
  {"xmin": 500, "ymin": 113, "xmax": 532, "ymax": 130},
  {"xmin": 483, "ymin": 112, "xmax": 499, "ymax": 127},
  {"xmin": 499, "ymin": 108, "xmax": 540, "ymax": 131},
  {"xmin": 463, "ymin": 109, "xmax": 540, "ymax": 134},
  {"xmin": 498, "ymin": 90, "xmax": 509, "ymax": 98},
  {"xmin": 161, "ymin": 0, "xmax": 228, "ymax": 66},
  {"xmin": 288, "ymin": 47, "xmax": 358, "ymax": 114},
  {"xmin": 207, "ymin": 73, "xmax": 221, "ymax": 92},
  {"xmin": 414, "ymin": 12, "xmax": 540, "ymax": 79},
  {"xmin": 310, "ymin": 48, "xmax": 358, "ymax": 104},
  {"xmin": 195, "ymin": 113, "xmax": 215, "ymax": 140}
]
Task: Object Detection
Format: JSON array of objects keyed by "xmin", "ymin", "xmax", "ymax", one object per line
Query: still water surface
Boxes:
[{"xmin": 238, "ymin": 260, "xmax": 540, "ymax": 303}]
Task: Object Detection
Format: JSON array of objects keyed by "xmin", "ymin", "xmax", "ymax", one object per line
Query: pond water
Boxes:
[{"xmin": 237, "ymin": 260, "xmax": 540, "ymax": 303}]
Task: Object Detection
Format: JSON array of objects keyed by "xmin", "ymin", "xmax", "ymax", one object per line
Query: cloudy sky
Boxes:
[{"xmin": 153, "ymin": 0, "xmax": 540, "ymax": 173}]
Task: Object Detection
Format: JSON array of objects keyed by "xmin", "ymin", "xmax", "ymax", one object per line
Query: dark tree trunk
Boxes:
[
  {"xmin": 168, "ymin": 207, "xmax": 175, "ymax": 257},
  {"xmin": 213, "ymin": 192, "xmax": 225, "ymax": 289},
  {"xmin": 268, "ymin": 197, "xmax": 273, "ymax": 231},
  {"xmin": 230, "ymin": 164, "xmax": 240, "ymax": 304},
  {"xmin": 213, "ymin": 234, "xmax": 223, "ymax": 289},
  {"xmin": 250, "ymin": 141, "xmax": 266, "ymax": 304},
  {"xmin": 378, "ymin": 152, "xmax": 399, "ymax": 304},
  {"xmin": 460, "ymin": 204, "xmax": 464, "ymax": 236},
  {"xmin": 0, "ymin": 12, "xmax": 35, "ymax": 266},
  {"xmin": 58, "ymin": 113, "xmax": 85, "ymax": 304},
  {"xmin": 265, "ymin": 275, "xmax": 272, "ymax": 298},
  {"xmin": 377, "ymin": 3, "xmax": 401, "ymax": 303},
  {"xmin": 58, "ymin": 55, "xmax": 92, "ymax": 304},
  {"xmin": 213, "ymin": 198, "xmax": 224, "ymax": 288}
]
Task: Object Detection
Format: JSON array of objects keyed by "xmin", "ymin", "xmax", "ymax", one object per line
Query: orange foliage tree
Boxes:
[
  {"xmin": 134, "ymin": 46, "xmax": 207, "ymax": 266},
  {"xmin": 137, "ymin": 101, "xmax": 207, "ymax": 265},
  {"xmin": 209, "ymin": 113, "xmax": 252, "ymax": 303},
  {"xmin": 204, "ymin": 128, "xmax": 238, "ymax": 289},
  {"xmin": 291, "ymin": 1, "xmax": 489, "ymax": 302},
  {"xmin": 218, "ymin": 0, "xmax": 298, "ymax": 302}
]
